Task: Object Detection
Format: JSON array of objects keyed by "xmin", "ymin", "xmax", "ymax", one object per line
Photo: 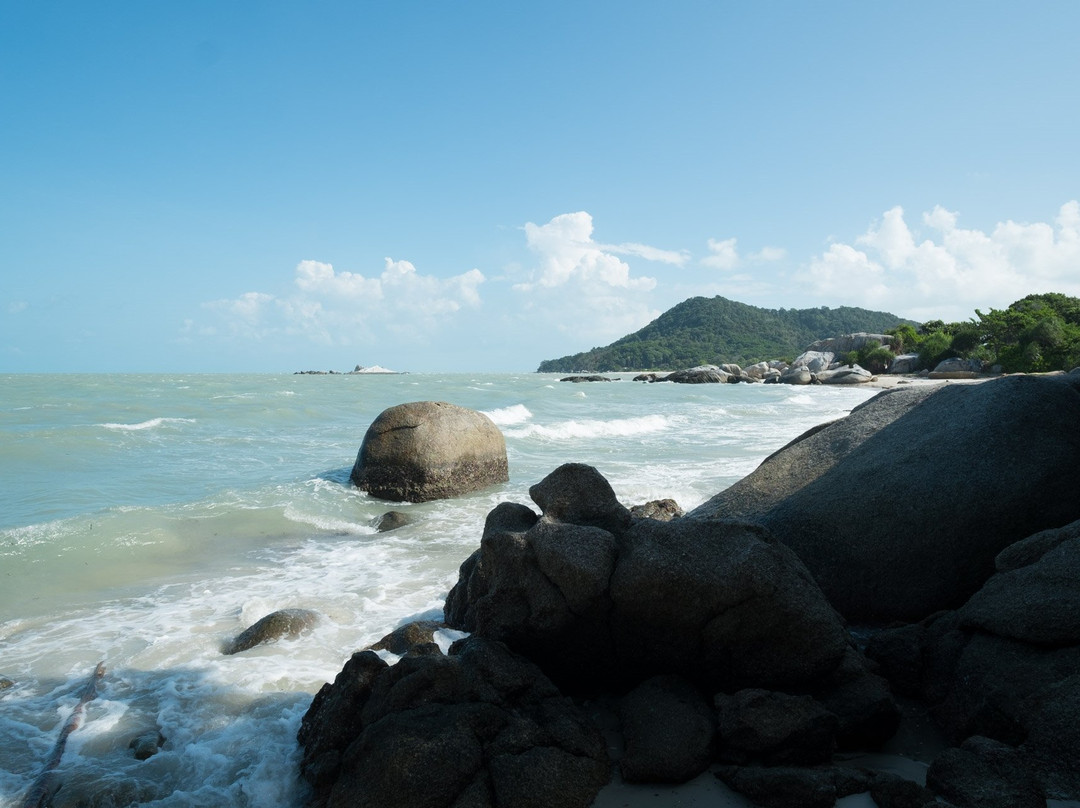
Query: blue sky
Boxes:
[{"xmin": 3, "ymin": 2, "xmax": 1079, "ymax": 373}]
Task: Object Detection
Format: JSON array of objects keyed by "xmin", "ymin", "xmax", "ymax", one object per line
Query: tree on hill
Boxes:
[{"xmin": 536, "ymin": 296, "xmax": 914, "ymax": 373}]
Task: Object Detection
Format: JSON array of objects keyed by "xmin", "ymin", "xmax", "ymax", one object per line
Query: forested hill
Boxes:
[{"xmin": 537, "ymin": 296, "xmax": 915, "ymax": 373}]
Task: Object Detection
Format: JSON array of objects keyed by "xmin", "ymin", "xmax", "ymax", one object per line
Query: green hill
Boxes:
[{"xmin": 536, "ymin": 296, "xmax": 916, "ymax": 373}]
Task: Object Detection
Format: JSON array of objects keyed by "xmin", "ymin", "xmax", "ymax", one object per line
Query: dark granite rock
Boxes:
[
  {"xmin": 618, "ymin": 675, "xmax": 715, "ymax": 783},
  {"xmin": 715, "ymin": 688, "xmax": 837, "ymax": 766},
  {"xmin": 366, "ymin": 620, "xmax": 447, "ymax": 655},
  {"xmin": 372, "ymin": 510, "xmax": 411, "ymax": 532},
  {"xmin": 689, "ymin": 374, "xmax": 1080, "ymax": 623},
  {"xmin": 628, "ymin": 498, "xmax": 684, "ymax": 521},
  {"xmin": 926, "ymin": 735, "xmax": 1044, "ymax": 808},
  {"xmin": 297, "ymin": 637, "xmax": 609, "ymax": 808}
]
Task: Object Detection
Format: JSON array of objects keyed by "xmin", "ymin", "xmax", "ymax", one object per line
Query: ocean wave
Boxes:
[
  {"xmin": 99, "ymin": 417, "xmax": 196, "ymax": 431},
  {"xmin": 482, "ymin": 404, "xmax": 533, "ymax": 426},
  {"xmin": 505, "ymin": 414, "xmax": 670, "ymax": 441}
]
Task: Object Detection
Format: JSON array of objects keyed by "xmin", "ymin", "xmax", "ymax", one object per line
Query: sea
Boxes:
[{"xmin": 0, "ymin": 372, "xmax": 879, "ymax": 808}]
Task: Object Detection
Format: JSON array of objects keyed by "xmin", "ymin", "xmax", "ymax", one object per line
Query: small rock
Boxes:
[
  {"xmin": 129, "ymin": 730, "xmax": 166, "ymax": 760},
  {"xmin": 372, "ymin": 511, "xmax": 411, "ymax": 532},
  {"xmin": 628, "ymin": 498, "xmax": 684, "ymax": 521}
]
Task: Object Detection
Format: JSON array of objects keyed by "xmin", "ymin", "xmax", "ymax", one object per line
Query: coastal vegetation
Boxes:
[
  {"xmin": 538, "ymin": 292, "xmax": 1080, "ymax": 374},
  {"xmin": 537, "ymin": 296, "xmax": 914, "ymax": 372}
]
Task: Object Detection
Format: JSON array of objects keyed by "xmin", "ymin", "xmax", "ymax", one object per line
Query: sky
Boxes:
[{"xmin": 2, "ymin": 2, "xmax": 1079, "ymax": 373}]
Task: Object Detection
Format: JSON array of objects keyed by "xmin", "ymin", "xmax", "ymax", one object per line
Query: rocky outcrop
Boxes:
[
  {"xmin": 445, "ymin": 464, "xmax": 853, "ymax": 694},
  {"xmin": 560, "ymin": 375, "xmax": 615, "ymax": 382},
  {"xmin": 351, "ymin": 401, "xmax": 509, "ymax": 502},
  {"xmin": 297, "ymin": 637, "xmax": 609, "ymax": 808},
  {"xmin": 222, "ymin": 608, "xmax": 319, "ymax": 655},
  {"xmin": 663, "ymin": 365, "xmax": 734, "ymax": 384},
  {"xmin": 690, "ymin": 373, "xmax": 1080, "ymax": 623}
]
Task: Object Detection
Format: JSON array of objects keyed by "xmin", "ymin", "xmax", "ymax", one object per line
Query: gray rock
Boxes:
[
  {"xmin": 790, "ymin": 351, "xmax": 835, "ymax": 373},
  {"xmin": 351, "ymin": 401, "xmax": 508, "ymax": 502},
  {"xmin": 628, "ymin": 498, "xmax": 684, "ymax": 521},
  {"xmin": 887, "ymin": 353, "xmax": 922, "ymax": 374},
  {"xmin": 817, "ymin": 364, "xmax": 874, "ymax": 384},
  {"xmin": 780, "ymin": 367, "xmax": 814, "ymax": 384},
  {"xmin": 665, "ymin": 365, "xmax": 732, "ymax": 384},
  {"xmin": 1019, "ymin": 673, "xmax": 1080, "ymax": 799},
  {"xmin": 930, "ymin": 357, "xmax": 985, "ymax": 377},
  {"xmin": 297, "ymin": 637, "xmax": 610, "ymax": 808},
  {"xmin": 993, "ymin": 519, "xmax": 1080, "ymax": 572},
  {"xmin": 690, "ymin": 374, "xmax": 1080, "ymax": 623},
  {"xmin": 222, "ymin": 608, "xmax": 320, "ymax": 655},
  {"xmin": 715, "ymin": 764, "xmax": 866, "ymax": 808},
  {"xmin": 560, "ymin": 375, "xmax": 613, "ymax": 382},
  {"xmin": 619, "ymin": 675, "xmax": 715, "ymax": 783}
]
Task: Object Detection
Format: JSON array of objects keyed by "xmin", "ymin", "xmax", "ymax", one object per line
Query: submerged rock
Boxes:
[{"xmin": 222, "ymin": 608, "xmax": 320, "ymax": 655}]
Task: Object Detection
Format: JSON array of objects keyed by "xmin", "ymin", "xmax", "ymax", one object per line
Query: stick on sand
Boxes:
[{"xmin": 19, "ymin": 661, "xmax": 106, "ymax": 808}]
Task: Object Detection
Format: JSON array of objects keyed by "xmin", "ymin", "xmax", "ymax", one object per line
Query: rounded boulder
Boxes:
[{"xmin": 351, "ymin": 401, "xmax": 508, "ymax": 502}]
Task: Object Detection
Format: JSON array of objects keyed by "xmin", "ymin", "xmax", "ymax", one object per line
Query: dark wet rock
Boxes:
[
  {"xmin": 867, "ymin": 772, "xmax": 940, "ymax": 808},
  {"xmin": 715, "ymin": 764, "xmax": 870, "ymax": 808},
  {"xmin": 811, "ymin": 646, "xmax": 900, "ymax": 750},
  {"xmin": 128, "ymin": 730, "xmax": 165, "ymax": 760},
  {"xmin": 628, "ymin": 498, "xmax": 684, "ymax": 521},
  {"xmin": 297, "ymin": 637, "xmax": 609, "ymax": 808},
  {"xmin": 715, "ymin": 688, "xmax": 837, "ymax": 766},
  {"xmin": 366, "ymin": 620, "xmax": 448, "ymax": 655},
  {"xmin": 351, "ymin": 401, "xmax": 509, "ymax": 503},
  {"xmin": 994, "ymin": 519, "xmax": 1080, "ymax": 572},
  {"xmin": 633, "ymin": 372, "xmax": 665, "ymax": 382},
  {"xmin": 1018, "ymin": 673, "xmax": 1080, "ymax": 799},
  {"xmin": 0, "ymin": 676, "xmax": 13, "ymax": 691},
  {"xmin": 559, "ymin": 375, "xmax": 614, "ymax": 382},
  {"xmin": 618, "ymin": 675, "xmax": 715, "ymax": 783},
  {"xmin": 926, "ymin": 735, "xmax": 1044, "ymax": 808},
  {"xmin": 222, "ymin": 608, "xmax": 320, "ymax": 655},
  {"xmin": 690, "ymin": 374, "xmax": 1080, "ymax": 623},
  {"xmin": 372, "ymin": 510, "xmax": 411, "ymax": 532}
]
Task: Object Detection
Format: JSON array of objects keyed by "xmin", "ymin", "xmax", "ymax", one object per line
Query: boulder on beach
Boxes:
[
  {"xmin": 222, "ymin": 608, "xmax": 320, "ymax": 655},
  {"xmin": 690, "ymin": 373, "xmax": 1080, "ymax": 623},
  {"xmin": 664, "ymin": 365, "xmax": 733, "ymax": 383},
  {"xmin": 297, "ymin": 637, "xmax": 610, "ymax": 808},
  {"xmin": 351, "ymin": 401, "xmax": 508, "ymax": 502}
]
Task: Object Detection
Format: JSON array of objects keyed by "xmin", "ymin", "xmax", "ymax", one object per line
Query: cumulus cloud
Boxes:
[
  {"xmin": 702, "ymin": 237, "xmax": 786, "ymax": 270},
  {"xmin": 801, "ymin": 201, "xmax": 1080, "ymax": 320},
  {"xmin": 201, "ymin": 259, "xmax": 485, "ymax": 346},
  {"xmin": 511, "ymin": 212, "xmax": 664, "ymax": 344}
]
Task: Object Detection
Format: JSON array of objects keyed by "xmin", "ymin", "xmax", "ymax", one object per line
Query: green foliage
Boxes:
[
  {"xmin": 918, "ymin": 331, "xmax": 956, "ymax": 370},
  {"xmin": 536, "ymin": 296, "xmax": 915, "ymax": 372},
  {"xmin": 885, "ymin": 323, "xmax": 919, "ymax": 355},
  {"xmin": 861, "ymin": 346, "xmax": 896, "ymax": 374},
  {"xmin": 975, "ymin": 293, "xmax": 1080, "ymax": 373}
]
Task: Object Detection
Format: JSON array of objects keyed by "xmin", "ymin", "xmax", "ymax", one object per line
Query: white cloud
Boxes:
[
  {"xmin": 200, "ymin": 259, "xmax": 485, "ymax": 347},
  {"xmin": 799, "ymin": 201, "xmax": 1080, "ymax": 320},
  {"xmin": 702, "ymin": 237, "xmax": 739, "ymax": 270},
  {"xmin": 701, "ymin": 237, "xmax": 785, "ymax": 270},
  {"xmin": 601, "ymin": 241, "xmax": 690, "ymax": 266},
  {"xmin": 512, "ymin": 211, "xmax": 662, "ymax": 345}
]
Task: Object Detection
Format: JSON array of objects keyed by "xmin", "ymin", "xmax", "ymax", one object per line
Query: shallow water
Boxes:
[{"xmin": 0, "ymin": 373, "xmax": 876, "ymax": 807}]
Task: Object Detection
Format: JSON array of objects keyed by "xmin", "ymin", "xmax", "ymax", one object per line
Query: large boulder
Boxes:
[
  {"xmin": 445, "ymin": 463, "xmax": 853, "ymax": 694},
  {"xmin": 618, "ymin": 675, "xmax": 715, "ymax": 783},
  {"xmin": 690, "ymin": 374, "xmax": 1080, "ymax": 623},
  {"xmin": 790, "ymin": 351, "xmax": 835, "ymax": 374},
  {"xmin": 221, "ymin": 608, "xmax": 320, "ymax": 655},
  {"xmin": 351, "ymin": 401, "xmax": 508, "ymax": 502},
  {"xmin": 297, "ymin": 637, "xmax": 610, "ymax": 808},
  {"xmin": 664, "ymin": 365, "xmax": 733, "ymax": 384}
]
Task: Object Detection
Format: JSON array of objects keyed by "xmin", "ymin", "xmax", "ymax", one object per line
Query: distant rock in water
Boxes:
[
  {"xmin": 351, "ymin": 401, "xmax": 508, "ymax": 503},
  {"xmin": 222, "ymin": 608, "xmax": 320, "ymax": 655},
  {"xmin": 560, "ymin": 375, "xmax": 615, "ymax": 382}
]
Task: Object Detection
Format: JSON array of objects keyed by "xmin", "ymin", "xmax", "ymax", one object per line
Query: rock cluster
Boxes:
[{"xmin": 299, "ymin": 371, "xmax": 1080, "ymax": 807}]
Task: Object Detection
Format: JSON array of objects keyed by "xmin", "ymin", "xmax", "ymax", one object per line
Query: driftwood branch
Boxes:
[{"xmin": 19, "ymin": 661, "xmax": 106, "ymax": 808}]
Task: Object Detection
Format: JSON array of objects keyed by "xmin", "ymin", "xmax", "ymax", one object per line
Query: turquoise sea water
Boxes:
[{"xmin": 0, "ymin": 373, "xmax": 877, "ymax": 807}]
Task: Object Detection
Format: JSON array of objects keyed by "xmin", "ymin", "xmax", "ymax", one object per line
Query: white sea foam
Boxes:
[
  {"xmin": 99, "ymin": 417, "xmax": 196, "ymax": 431},
  {"xmin": 505, "ymin": 414, "xmax": 670, "ymax": 441},
  {"xmin": 482, "ymin": 403, "xmax": 532, "ymax": 426}
]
